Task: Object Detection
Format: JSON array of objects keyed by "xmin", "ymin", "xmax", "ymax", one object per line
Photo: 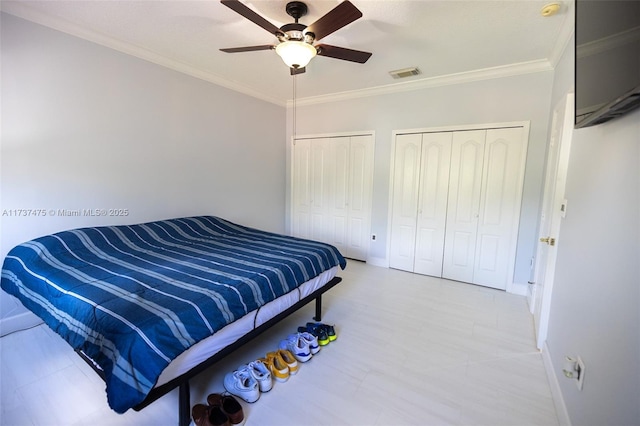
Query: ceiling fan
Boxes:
[{"xmin": 220, "ymin": 0, "xmax": 372, "ymax": 75}]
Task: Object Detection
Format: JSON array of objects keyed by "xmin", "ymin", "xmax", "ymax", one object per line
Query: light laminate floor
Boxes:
[{"xmin": 0, "ymin": 261, "xmax": 559, "ymax": 426}]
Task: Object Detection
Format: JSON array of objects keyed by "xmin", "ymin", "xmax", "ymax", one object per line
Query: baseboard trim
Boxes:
[
  {"xmin": 0, "ymin": 311, "xmax": 43, "ymax": 337},
  {"xmin": 507, "ymin": 281, "xmax": 529, "ymax": 296},
  {"xmin": 542, "ymin": 341, "xmax": 572, "ymax": 426},
  {"xmin": 365, "ymin": 256, "xmax": 388, "ymax": 268}
]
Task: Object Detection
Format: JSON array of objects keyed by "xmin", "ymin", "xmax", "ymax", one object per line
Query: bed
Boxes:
[{"xmin": 0, "ymin": 215, "xmax": 346, "ymax": 425}]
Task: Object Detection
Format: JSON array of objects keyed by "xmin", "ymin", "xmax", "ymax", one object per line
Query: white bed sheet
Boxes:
[{"xmin": 155, "ymin": 266, "xmax": 338, "ymax": 386}]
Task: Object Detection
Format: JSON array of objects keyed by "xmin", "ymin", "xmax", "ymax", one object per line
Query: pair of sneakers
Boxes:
[
  {"xmin": 298, "ymin": 322, "xmax": 337, "ymax": 346},
  {"xmin": 278, "ymin": 332, "xmax": 320, "ymax": 363},
  {"xmin": 191, "ymin": 393, "xmax": 243, "ymax": 426},
  {"xmin": 223, "ymin": 360, "xmax": 272, "ymax": 403},
  {"xmin": 259, "ymin": 348, "xmax": 299, "ymax": 383}
]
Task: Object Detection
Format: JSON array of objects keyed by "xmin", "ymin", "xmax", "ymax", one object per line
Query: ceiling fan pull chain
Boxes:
[{"xmin": 292, "ymin": 72, "xmax": 297, "ymax": 140}]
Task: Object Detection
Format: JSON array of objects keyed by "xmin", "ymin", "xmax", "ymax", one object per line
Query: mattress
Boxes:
[
  {"xmin": 1, "ymin": 216, "xmax": 346, "ymax": 413},
  {"xmin": 155, "ymin": 265, "xmax": 338, "ymax": 386}
]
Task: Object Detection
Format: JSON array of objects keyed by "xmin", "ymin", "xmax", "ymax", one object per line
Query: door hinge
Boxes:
[{"xmin": 539, "ymin": 237, "xmax": 556, "ymax": 246}]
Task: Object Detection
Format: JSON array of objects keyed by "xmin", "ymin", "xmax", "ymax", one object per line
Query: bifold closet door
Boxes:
[
  {"xmin": 325, "ymin": 137, "xmax": 349, "ymax": 255},
  {"xmin": 292, "ymin": 138, "xmax": 312, "ymax": 239},
  {"xmin": 473, "ymin": 127, "xmax": 526, "ymax": 288},
  {"xmin": 346, "ymin": 135, "xmax": 374, "ymax": 260},
  {"xmin": 442, "ymin": 130, "xmax": 486, "ymax": 284},
  {"xmin": 292, "ymin": 135, "xmax": 373, "ymax": 261},
  {"xmin": 389, "ymin": 134, "xmax": 422, "ymax": 272},
  {"xmin": 413, "ymin": 132, "xmax": 453, "ymax": 276},
  {"xmin": 442, "ymin": 127, "xmax": 526, "ymax": 290},
  {"xmin": 292, "ymin": 138, "xmax": 330, "ymax": 242},
  {"xmin": 324, "ymin": 136, "xmax": 375, "ymax": 261},
  {"xmin": 389, "ymin": 132, "xmax": 452, "ymax": 275}
]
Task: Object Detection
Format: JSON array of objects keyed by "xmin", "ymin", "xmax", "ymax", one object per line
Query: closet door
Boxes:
[
  {"xmin": 346, "ymin": 135, "xmax": 374, "ymax": 260},
  {"xmin": 389, "ymin": 134, "xmax": 422, "ymax": 271},
  {"xmin": 309, "ymin": 139, "xmax": 331, "ymax": 242},
  {"xmin": 292, "ymin": 134, "xmax": 374, "ymax": 261},
  {"xmin": 292, "ymin": 138, "xmax": 330, "ymax": 241},
  {"xmin": 442, "ymin": 130, "xmax": 486, "ymax": 283},
  {"xmin": 292, "ymin": 138, "xmax": 312, "ymax": 239},
  {"xmin": 413, "ymin": 132, "xmax": 453, "ymax": 276},
  {"xmin": 326, "ymin": 137, "xmax": 350, "ymax": 255},
  {"xmin": 473, "ymin": 127, "xmax": 526, "ymax": 289}
]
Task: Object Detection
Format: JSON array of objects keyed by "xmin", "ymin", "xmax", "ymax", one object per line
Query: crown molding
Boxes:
[
  {"xmin": 289, "ymin": 59, "xmax": 554, "ymax": 107},
  {"xmin": 547, "ymin": 1, "xmax": 575, "ymax": 68},
  {"xmin": 3, "ymin": 2, "xmax": 560, "ymax": 110},
  {"xmin": 577, "ymin": 26, "xmax": 640, "ymax": 59},
  {"xmin": 0, "ymin": 3, "xmax": 286, "ymax": 107}
]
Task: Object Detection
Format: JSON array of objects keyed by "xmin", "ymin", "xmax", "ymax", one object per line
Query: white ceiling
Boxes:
[{"xmin": 1, "ymin": 0, "xmax": 575, "ymax": 105}]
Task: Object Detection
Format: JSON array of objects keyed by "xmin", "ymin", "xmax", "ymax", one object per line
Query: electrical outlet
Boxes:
[
  {"xmin": 576, "ymin": 356, "xmax": 585, "ymax": 390},
  {"xmin": 371, "ymin": 234, "xmax": 376, "ymax": 241}
]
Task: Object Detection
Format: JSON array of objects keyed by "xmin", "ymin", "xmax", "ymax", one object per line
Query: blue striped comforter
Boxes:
[{"xmin": 1, "ymin": 216, "xmax": 346, "ymax": 413}]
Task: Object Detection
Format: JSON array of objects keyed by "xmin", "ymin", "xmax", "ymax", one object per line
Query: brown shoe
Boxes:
[
  {"xmin": 207, "ymin": 393, "xmax": 244, "ymax": 425},
  {"xmin": 209, "ymin": 404, "xmax": 232, "ymax": 426},
  {"xmin": 192, "ymin": 402, "xmax": 231, "ymax": 426}
]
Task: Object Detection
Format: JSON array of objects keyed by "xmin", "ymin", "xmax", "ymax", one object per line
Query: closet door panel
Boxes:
[
  {"xmin": 389, "ymin": 134, "xmax": 422, "ymax": 271},
  {"xmin": 473, "ymin": 127, "xmax": 525, "ymax": 289},
  {"xmin": 326, "ymin": 137, "xmax": 350, "ymax": 252},
  {"xmin": 347, "ymin": 135, "xmax": 374, "ymax": 261},
  {"xmin": 292, "ymin": 139, "xmax": 312, "ymax": 239},
  {"xmin": 442, "ymin": 130, "xmax": 486, "ymax": 283},
  {"xmin": 310, "ymin": 140, "xmax": 330, "ymax": 243},
  {"xmin": 414, "ymin": 132, "xmax": 452, "ymax": 276}
]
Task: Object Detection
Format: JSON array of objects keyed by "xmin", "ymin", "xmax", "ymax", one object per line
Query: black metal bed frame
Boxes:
[{"xmin": 77, "ymin": 275, "xmax": 342, "ymax": 426}]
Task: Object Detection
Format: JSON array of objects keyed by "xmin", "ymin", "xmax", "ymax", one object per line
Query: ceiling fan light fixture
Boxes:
[{"xmin": 276, "ymin": 40, "xmax": 317, "ymax": 69}]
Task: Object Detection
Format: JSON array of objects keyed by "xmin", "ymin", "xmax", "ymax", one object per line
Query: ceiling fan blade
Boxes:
[
  {"xmin": 305, "ymin": 1, "xmax": 363, "ymax": 41},
  {"xmin": 220, "ymin": 0, "xmax": 281, "ymax": 35},
  {"xmin": 220, "ymin": 45, "xmax": 275, "ymax": 53},
  {"xmin": 290, "ymin": 66, "xmax": 306, "ymax": 75},
  {"xmin": 316, "ymin": 44, "xmax": 372, "ymax": 63}
]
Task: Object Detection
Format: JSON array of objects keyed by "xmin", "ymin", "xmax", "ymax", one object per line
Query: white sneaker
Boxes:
[
  {"xmin": 247, "ymin": 360, "xmax": 273, "ymax": 392},
  {"xmin": 224, "ymin": 366, "xmax": 260, "ymax": 403},
  {"xmin": 279, "ymin": 333, "xmax": 312, "ymax": 362},
  {"xmin": 298, "ymin": 331, "xmax": 320, "ymax": 354}
]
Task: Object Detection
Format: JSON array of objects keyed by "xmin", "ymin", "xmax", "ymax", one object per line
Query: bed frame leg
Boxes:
[
  {"xmin": 178, "ymin": 381, "xmax": 190, "ymax": 426},
  {"xmin": 313, "ymin": 294, "xmax": 322, "ymax": 321}
]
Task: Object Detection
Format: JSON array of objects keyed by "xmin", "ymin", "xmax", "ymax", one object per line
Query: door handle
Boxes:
[{"xmin": 539, "ymin": 237, "xmax": 556, "ymax": 246}]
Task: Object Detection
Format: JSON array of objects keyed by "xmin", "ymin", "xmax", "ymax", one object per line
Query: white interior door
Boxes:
[
  {"xmin": 413, "ymin": 132, "xmax": 452, "ymax": 276},
  {"xmin": 473, "ymin": 127, "xmax": 527, "ymax": 289},
  {"xmin": 292, "ymin": 139, "xmax": 312, "ymax": 239},
  {"xmin": 326, "ymin": 137, "xmax": 349, "ymax": 254},
  {"xmin": 309, "ymin": 139, "xmax": 330, "ymax": 242},
  {"xmin": 389, "ymin": 134, "xmax": 422, "ymax": 271},
  {"xmin": 347, "ymin": 135, "xmax": 374, "ymax": 261},
  {"xmin": 532, "ymin": 93, "xmax": 574, "ymax": 349},
  {"xmin": 292, "ymin": 134, "xmax": 374, "ymax": 261},
  {"xmin": 442, "ymin": 130, "xmax": 486, "ymax": 283}
]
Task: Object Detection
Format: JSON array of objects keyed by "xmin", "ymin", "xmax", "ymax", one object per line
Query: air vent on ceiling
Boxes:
[{"xmin": 389, "ymin": 67, "xmax": 421, "ymax": 79}]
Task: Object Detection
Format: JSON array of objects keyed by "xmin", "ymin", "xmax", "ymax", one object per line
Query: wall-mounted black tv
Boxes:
[{"xmin": 575, "ymin": 0, "xmax": 640, "ymax": 128}]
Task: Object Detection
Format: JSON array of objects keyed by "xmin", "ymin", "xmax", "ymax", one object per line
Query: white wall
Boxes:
[
  {"xmin": 548, "ymin": 108, "xmax": 640, "ymax": 425},
  {"xmin": 545, "ymin": 32, "xmax": 640, "ymax": 425},
  {"xmin": 0, "ymin": 14, "xmax": 286, "ymax": 331},
  {"xmin": 286, "ymin": 71, "xmax": 554, "ymax": 288}
]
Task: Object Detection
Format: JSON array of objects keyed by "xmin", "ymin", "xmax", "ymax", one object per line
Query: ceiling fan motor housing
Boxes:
[
  {"xmin": 279, "ymin": 23, "xmax": 315, "ymax": 44},
  {"xmin": 286, "ymin": 1, "xmax": 308, "ymax": 21},
  {"xmin": 280, "ymin": 2, "xmax": 315, "ymax": 43}
]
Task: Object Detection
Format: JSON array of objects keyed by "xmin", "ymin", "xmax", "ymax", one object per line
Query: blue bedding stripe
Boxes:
[{"xmin": 1, "ymin": 216, "xmax": 346, "ymax": 413}]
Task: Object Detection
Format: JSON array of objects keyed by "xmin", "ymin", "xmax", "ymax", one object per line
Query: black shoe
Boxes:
[{"xmin": 307, "ymin": 322, "xmax": 337, "ymax": 342}]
